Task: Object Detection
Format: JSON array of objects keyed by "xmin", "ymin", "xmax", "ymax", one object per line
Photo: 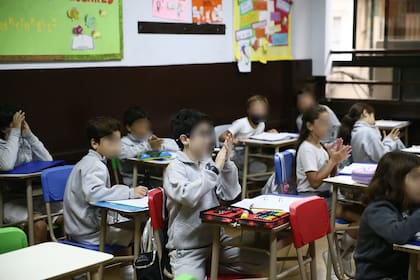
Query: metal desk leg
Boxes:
[
  {"xmin": 269, "ymin": 231, "xmax": 277, "ymax": 280},
  {"xmin": 326, "ymin": 184, "xmax": 338, "ymax": 280},
  {"xmin": 133, "ymin": 215, "xmax": 142, "ymax": 279},
  {"xmin": 132, "ymin": 164, "xmax": 138, "ymax": 188},
  {"xmin": 408, "ymin": 253, "xmax": 419, "ymax": 280},
  {"xmin": 210, "ymin": 226, "xmax": 221, "ymax": 280},
  {"xmin": 404, "ymin": 127, "xmax": 409, "ymax": 146},
  {"xmin": 26, "ymin": 179, "xmax": 34, "ymax": 245},
  {"xmin": 98, "ymin": 208, "xmax": 108, "ymax": 280},
  {"xmin": 241, "ymin": 145, "xmax": 250, "ymax": 199}
]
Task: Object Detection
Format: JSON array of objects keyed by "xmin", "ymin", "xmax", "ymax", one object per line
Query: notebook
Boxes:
[
  {"xmin": 339, "ymin": 163, "xmax": 378, "ymax": 176},
  {"xmin": 232, "ymin": 194, "xmax": 302, "ymax": 213},
  {"xmin": 107, "ymin": 196, "xmax": 149, "ymax": 209},
  {"xmin": 249, "ymin": 132, "xmax": 298, "ymax": 142},
  {"xmin": 0, "ymin": 160, "xmax": 65, "ymax": 174}
]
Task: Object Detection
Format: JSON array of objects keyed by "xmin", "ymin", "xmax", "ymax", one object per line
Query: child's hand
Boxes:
[
  {"xmin": 224, "ymin": 134, "xmax": 233, "ymax": 160},
  {"xmin": 149, "ymin": 134, "xmax": 163, "ymax": 150},
  {"xmin": 384, "ymin": 128, "xmax": 400, "ymax": 141},
  {"xmin": 330, "ymin": 145, "xmax": 352, "ymax": 164},
  {"xmin": 21, "ymin": 120, "xmax": 31, "ymax": 136},
  {"xmin": 11, "ymin": 111, "xmax": 25, "ymax": 129},
  {"xmin": 133, "ymin": 186, "xmax": 148, "ymax": 198},
  {"xmin": 215, "ymin": 147, "xmax": 227, "ymax": 171}
]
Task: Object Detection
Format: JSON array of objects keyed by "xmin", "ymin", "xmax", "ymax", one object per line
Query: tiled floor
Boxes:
[{"xmin": 104, "ymin": 237, "xmax": 330, "ymax": 280}]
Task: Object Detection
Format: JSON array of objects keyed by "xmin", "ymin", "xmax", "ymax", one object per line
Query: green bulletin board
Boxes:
[{"xmin": 0, "ymin": 0, "xmax": 123, "ymax": 61}]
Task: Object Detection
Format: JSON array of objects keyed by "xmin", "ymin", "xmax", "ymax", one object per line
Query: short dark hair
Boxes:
[
  {"xmin": 364, "ymin": 151, "xmax": 420, "ymax": 211},
  {"xmin": 86, "ymin": 116, "xmax": 121, "ymax": 148},
  {"xmin": 123, "ymin": 106, "xmax": 149, "ymax": 127},
  {"xmin": 0, "ymin": 104, "xmax": 18, "ymax": 139},
  {"xmin": 246, "ymin": 95, "xmax": 269, "ymax": 109},
  {"xmin": 170, "ymin": 109, "xmax": 212, "ymax": 149}
]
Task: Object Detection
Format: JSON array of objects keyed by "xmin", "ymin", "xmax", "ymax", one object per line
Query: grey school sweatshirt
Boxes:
[
  {"xmin": 163, "ymin": 151, "xmax": 241, "ymax": 250},
  {"xmin": 63, "ymin": 149, "xmax": 135, "ymax": 245},
  {"xmin": 355, "ymin": 200, "xmax": 420, "ymax": 280},
  {"xmin": 0, "ymin": 128, "xmax": 52, "ymax": 171}
]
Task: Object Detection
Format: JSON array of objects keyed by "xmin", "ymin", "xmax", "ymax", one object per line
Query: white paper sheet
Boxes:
[
  {"xmin": 108, "ymin": 197, "xmax": 148, "ymax": 209},
  {"xmin": 232, "ymin": 195, "xmax": 302, "ymax": 213},
  {"xmin": 402, "ymin": 146, "xmax": 420, "ymax": 154},
  {"xmin": 375, "ymin": 120, "xmax": 410, "ymax": 129},
  {"xmin": 249, "ymin": 132, "xmax": 298, "ymax": 142}
]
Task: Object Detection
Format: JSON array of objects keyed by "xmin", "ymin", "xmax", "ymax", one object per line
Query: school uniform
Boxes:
[
  {"xmin": 63, "ymin": 149, "xmax": 135, "ymax": 246},
  {"xmin": 351, "ymin": 121, "xmax": 405, "ymax": 163},
  {"xmin": 354, "ymin": 200, "xmax": 420, "ymax": 280},
  {"xmin": 163, "ymin": 151, "xmax": 268, "ymax": 280},
  {"xmin": 118, "ymin": 133, "xmax": 179, "ymax": 186},
  {"xmin": 296, "ymin": 140, "xmax": 332, "ymax": 208},
  {"xmin": 0, "ymin": 128, "xmax": 53, "ymax": 224},
  {"xmin": 227, "ymin": 117, "xmax": 267, "ymax": 174},
  {"xmin": 296, "ymin": 105, "xmax": 340, "ymax": 144}
]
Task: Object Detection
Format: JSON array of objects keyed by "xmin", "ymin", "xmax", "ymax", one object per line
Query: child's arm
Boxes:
[
  {"xmin": 216, "ymin": 160, "xmax": 241, "ymax": 200},
  {"xmin": 363, "ymin": 131, "xmax": 396, "ymax": 162},
  {"xmin": 22, "ymin": 122, "xmax": 53, "ymax": 161},
  {"xmin": 366, "ymin": 201, "xmax": 420, "ymax": 244},
  {"xmin": 119, "ymin": 140, "xmax": 150, "ymax": 159},
  {"xmin": 0, "ymin": 128, "xmax": 20, "ymax": 171}
]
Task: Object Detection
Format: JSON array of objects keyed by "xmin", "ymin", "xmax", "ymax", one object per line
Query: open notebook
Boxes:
[
  {"xmin": 249, "ymin": 132, "xmax": 298, "ymax": 142},
  {"xmin": 232, "ymin": 195, "xmax": 302, "ymax": 213},
  {"xmin": 107, "ymin": 197, "xmax": 148, "ymax": 209}
]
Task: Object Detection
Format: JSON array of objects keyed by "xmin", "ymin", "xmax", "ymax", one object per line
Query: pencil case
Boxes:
[
  {"xmin": 200, "ymin": 206, "xmax": 244, "ymax": 224},
  {"xmin": 137, "ymin": 150, "xmax": 172, "ymax": 161},
  {"xmin": 237, "ymin": 210, "xmax": 290, "ymax": 229}
]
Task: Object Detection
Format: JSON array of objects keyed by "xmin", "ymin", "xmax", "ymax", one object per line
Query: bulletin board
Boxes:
[
  {"xmin": 0, "ymin": 0, "xmax": 123, "ymax": 62},
  {"xmin": 234, "ymin": 0, "xmax": 293, "ymax": 63}
]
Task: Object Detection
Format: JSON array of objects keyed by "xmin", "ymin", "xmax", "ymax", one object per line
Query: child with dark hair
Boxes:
[
  {"xmin": 119, "ymin": 106, "xmax": 178, "ymax": 186},
  {"xmin": 355, "ymin": 152, "xmax": 420, "ymax": 280},
  {"xmin": 64, "ymin": 116, "xmax": 148, "ymax": 246},
  {"xmin": 164, "ymin": 109, "xmax": 267, "ymax": 279},
  {"xmin": 338, "ymin": 102, "xmax": 405, "ymax": 163},
  {"xmin": 0, "ymin": 104, "xmax": 52, "ymax": 243}
]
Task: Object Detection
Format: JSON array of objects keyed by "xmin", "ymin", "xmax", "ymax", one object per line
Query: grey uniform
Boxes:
[
  {"xmin": 351, "ymin": 121, "xmax": 405, "ymax": 163},
  {"xmin": 64, "ymin": 150, "xmax": 135, "ymax": 245},
  {"xmin": 118, "ymin": 133, "xmax": 179, "ymax": 186},
  {"xmin": 163, "ymin": 151, "xmax": 268, "ymax": 280}
]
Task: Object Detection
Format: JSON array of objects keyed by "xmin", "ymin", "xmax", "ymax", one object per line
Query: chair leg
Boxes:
[
  {"xmin": 309, "ymin": 242, "xmax": 317, "ymax": 280},
  {"xmin": 296, "ymin": 248, "xmax": 308, "ymax": 280},
  {"xmin": 327, "ymin": 233, "xmax": 344, "ymax": 280}
]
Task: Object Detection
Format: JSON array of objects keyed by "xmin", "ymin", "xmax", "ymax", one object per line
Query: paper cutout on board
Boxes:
[
  {"xmin": 239, "ymin": 0, "xmax": 254, "ymax": 15},
  {"xmin": 276, "ymin": 0, "xmax": 291, "ymax": 13},
  {"xmin": 237, "ymin": 40, "xmax": 251, "ymax": 73},
  {"xmin": 72, "ymin": 34, "xmax": 94, "ymax": 50},
  {"xmin": 236, "ymin": 28, "xmax": 253, "ymax": 41},
  {"xmin": 192, "ymin": 0, "xmax": 223, "ymax": 24},
  {"xmin": 152, "ymin": 0, "xmax": 188, "ymax": 21}
]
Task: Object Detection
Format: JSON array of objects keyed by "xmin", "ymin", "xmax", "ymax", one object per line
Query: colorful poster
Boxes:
[
  {"xmin": 234, "ymin": 0, "xmax": 293, "ymax": 64},
  {"xmin": 192, "ymin": 0, "xmax": 223, "ymax": 24},
  {"xmin": 152, "ymin": 0, "xmax": 188, "ymax": 21}
]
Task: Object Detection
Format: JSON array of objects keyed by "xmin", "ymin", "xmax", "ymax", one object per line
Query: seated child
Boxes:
[
  {"xmin": 355, "ymin": 152, "xmax": 420, "ymax": 280},
  {"xmin": 164, "ymin": 109, "xmax": 267, "ymax": 280},
  {"xmin": 338, "ymin": 102, "xmax": 405, "ymax": 163},
  {"xmin": 0, "ymin": 105, "xmax": 52, "ymax": 243},
  {"xmin": 64, "ymin": 116, "xmax": 148, "ymax": 245},
  {"xmin": 119, "ymin": 106, "xmax": 178, "ymax": 186},
  {"xmin": 219, "ymin": 95, "xmax": 276, "ymax": 174},
  {"xmin": 296, "ymin": 88, "xmax": 340, "ymax": 144}
]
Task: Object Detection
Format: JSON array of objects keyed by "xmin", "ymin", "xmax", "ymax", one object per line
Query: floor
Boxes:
[{"xmin": 103, "ymin": 237, "xmax": 330, "ymax": 280}]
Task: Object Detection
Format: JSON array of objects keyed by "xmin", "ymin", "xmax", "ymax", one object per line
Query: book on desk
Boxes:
[{"xmin": 249, "ymin": 132, "xmax": 299, "ymax": 142}]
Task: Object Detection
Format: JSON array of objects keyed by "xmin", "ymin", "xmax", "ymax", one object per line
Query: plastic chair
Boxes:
[
  {"xmin": 0, "ymin": 227, "xmax": 28, "ymax": 254},
  {"xmin": 41, "ymin": 165, "xmax": 125, "ymax": 254},
  {"xmin": 274, "ymin": 149, "xmax": 296, "ymax": 194},
  {"xmin": 110, "ymin": 158, "xmax": 121, "ymax": 184},
  {"xmin": 214, "ymin": 124, "xmax": 231, "ymax": 148}
]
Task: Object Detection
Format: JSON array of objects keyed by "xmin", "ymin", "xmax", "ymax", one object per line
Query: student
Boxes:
[
  {"xmin": 164, "ymin": 109, "xmax": 267, "ymax": 280},
  {"xmin": 118, "ymin": 106, "xmax": 178, "ymax": 186},
  {"xmin": 63, "ymin": 116, "xmax": 148, "ymax": 245},
  {"xmin": 219, "ymin": 95, "xmax": 276, "ymax": 173},
  {"xmin": 0, "ymin": 105, "xmax": 52, "ymax": 244},
  {"xmin": 354, "ymin": 152, "xmax": 420, "ymax": 280},
  {"xmin": 296, "ymin": 88, "xmax": 340, "ymax": 143},
  {"xmin": 338, "ymin": 102, "xmax": 405, "ymax": 163}
]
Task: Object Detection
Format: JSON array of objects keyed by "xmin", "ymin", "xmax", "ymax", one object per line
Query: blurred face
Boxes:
[
  {"xmin": 247, "ymin": 101, "xmax": 268, "ymax": 125},
  {"xmin": 297, "ymin": 93, "xmax": 315, "ymax": 113},
  {"xmin": 306, "ymin": 111, "xmax": 330, "ymax": 140},
  {"xmin": 405, "ymin": 166, "xmax": 420, "ymax": 204},
  {"xmin": 180, "ymin": 122, "xmax": 214, "ymax": 159},
  {"xmin": 127, "ymin": 118, "xmax": 151, "ymax": 139},
  {"xmin": 91, "ymin": 131, "xmax": 122, "ymax": 159}
]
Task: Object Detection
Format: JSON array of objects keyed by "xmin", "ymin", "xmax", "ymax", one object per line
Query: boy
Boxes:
[
  {"xmin": 296, "ymin": 88, "xmax": 340, "ymax": 143},
  {"xmin": 0, "ymin": 105, "xmax": 52, "ymax": 243},
  {"xmin": 63, "ymin": 116, "xmax": 148, "ymax": 245},
  {"xmin": 164, "ymin": 109, "xmax": 267, "ymax": 279},
  {"xmin": 119, "ymin": 106, "xmax": 178, "ymax": 186}
]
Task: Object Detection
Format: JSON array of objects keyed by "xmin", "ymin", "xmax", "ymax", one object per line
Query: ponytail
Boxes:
[{"xmin": 338, "ymin": 102, "xmax": 375, "ymax": 145}]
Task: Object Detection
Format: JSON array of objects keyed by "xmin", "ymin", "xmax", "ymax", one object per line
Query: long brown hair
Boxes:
[
  {"xmin": 338, "ymin": 102, "xmax": 375, "ymax": 145},
  {"xmin": 364, "ymin": 151, "xmax": 420, "ymax": 211}
]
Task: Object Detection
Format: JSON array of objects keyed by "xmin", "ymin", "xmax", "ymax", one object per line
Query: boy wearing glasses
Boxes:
[{"xmin": 164, "ymin": 109, "xmax": 266, "ymax": 280}]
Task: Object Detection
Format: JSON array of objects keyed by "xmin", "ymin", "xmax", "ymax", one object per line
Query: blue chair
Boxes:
[
  {"xmin": 274, "ymin": 149, "xmax": 296, "ymax": 194},
  {"xmin": 41, "ymin": 165, "xmax": 125, "ymax": 254}
]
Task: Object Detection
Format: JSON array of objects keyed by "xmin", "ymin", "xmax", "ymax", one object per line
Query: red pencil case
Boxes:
[
  {"xmin": 200, "ymin": 206, "xmax": 244, "ymax": 224},
  {"xmin": 238, "ymin": 210, "xmax": 290, "ymax": 229}
]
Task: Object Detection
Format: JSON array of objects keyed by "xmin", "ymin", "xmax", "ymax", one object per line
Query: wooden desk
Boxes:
[
  {"xmin": 393, "ymin": 243, "xmax": 420, "ymax": 280},
  {"xmin": 0, "ymin": 242, "xmax": 113, "ymax": 280},
  {"xmin": 240, "ymin": 138, "xmax": 297, "ymax": 199},
  {"xmin": 323, "ymin": 175, "xmax": 368, "ymax": 280},
  {"xmin": 0, "ymin": 172, "xmax": 42, "ymax": 245},
  {"xmin": 376, "ymin": 120, "xmax": 410, "ymax": 146},
  {"xmin": 127, "ymin": 157, "xmax": 173, "ymax": 188},
  {"xmin": 90, "ymin": 201, "xmax": 148, "ymax": 278}
]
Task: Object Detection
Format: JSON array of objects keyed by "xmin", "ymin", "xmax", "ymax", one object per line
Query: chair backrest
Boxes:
[
  {"xmin": 289, "ymin": 196, "xmax": 331, "ymax": 248},
  {"xmin": 274, "ymin": 149, "xmax": 296, "ymax": 192},
  {"xmin": 0, "ymin": 227, "xmax": 28, "ymax": 254},
  {"xmin": 148, "ymin": 187, "xmax": 165, "ymax": 230},
  {"xmin": 41, "ymin": 165, "xmax": 74, "ymax": 203},
  {"xmin": 214, "ymin": 124, "xmax": 231, "ymax": 148}
]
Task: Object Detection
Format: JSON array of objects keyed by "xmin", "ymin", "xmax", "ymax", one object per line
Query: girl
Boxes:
[
  {"xmin": 354, "ymin": 152, "xmax": 420, "ymax": 280},
  {"xmin": 338, "ymin": 102, "xmax": 405, "ymax": 163}
]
